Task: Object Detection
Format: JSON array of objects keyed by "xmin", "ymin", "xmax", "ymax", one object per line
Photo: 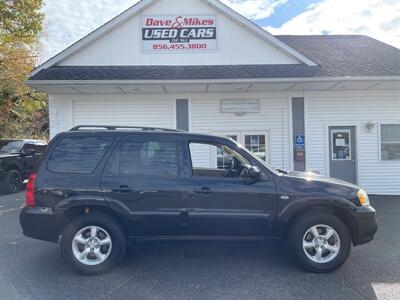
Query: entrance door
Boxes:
[
  {"xmin": 329, "ymin": 126, "xmax": 357, "ymax": 184},
  {"xmin": 214, "ymin": 131, "xmax": 270, "ymax": 164}
]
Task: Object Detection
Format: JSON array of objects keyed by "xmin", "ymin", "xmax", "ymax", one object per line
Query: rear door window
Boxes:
[
  {"xmin": 110, "ymin": 138, "xmax": 179, "ymax": 177},
  {"xmin": 47, "ymin": 136, "xmax": 114, "ymax": 174}
]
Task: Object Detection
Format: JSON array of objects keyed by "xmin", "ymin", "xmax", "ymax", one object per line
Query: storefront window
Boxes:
[
  {"xmin": 381, "ymin": 124, "xmax": 400, "ymax": 160},
  {"xmin": 244, "ymin": 135, "xmax": 266, "ymax": 161}
]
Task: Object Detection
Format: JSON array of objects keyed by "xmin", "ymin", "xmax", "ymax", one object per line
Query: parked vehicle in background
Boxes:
[
  {"xmin": 19, "ymin": 126, "xmax": 377, "ymax": 276},
  {"xmin": 0, "ymin": 140, "xmax": 47, "ymax": 194}
]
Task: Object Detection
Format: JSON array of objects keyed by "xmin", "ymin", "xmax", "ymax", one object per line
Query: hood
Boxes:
[{"xmin": 285, "ymin": 170, "xmax": 360, "ymax": 189}]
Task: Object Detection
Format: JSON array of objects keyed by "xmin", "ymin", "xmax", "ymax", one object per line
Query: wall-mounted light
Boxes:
[{"xmin": 366, "ymin": 121, "xmax": 376, "ymax": 130}]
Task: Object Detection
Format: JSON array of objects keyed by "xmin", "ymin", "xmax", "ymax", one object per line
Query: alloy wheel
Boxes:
[
  {"xmin": 72, "ymin": 226, "xmax": 112, "ymax": 266},
  {"xmin": 302, "ymin": 224, "xmax": 341, "ymax": 264}
]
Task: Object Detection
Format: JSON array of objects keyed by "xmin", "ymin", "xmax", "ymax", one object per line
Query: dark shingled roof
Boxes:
[
  {"xmin": 29, "ymin": 64, "xmax": 320, "ymax": 81},
  {"xmin": 30, "ymin": 35, "xmax": 400, "ymax": 81},
  {"xmin": 276, "ymin": 35, "xmax": 400, "ymax": 77}
]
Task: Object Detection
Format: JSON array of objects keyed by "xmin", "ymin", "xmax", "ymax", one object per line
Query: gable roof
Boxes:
[
  {"xmin": 277, "ymin": 35, "xmax": 400, "ymax": 77},
  {"xmin": 29, "ymin": 35, "xmax": 400, "ymax": 81},
  {"xmin": 30, "ymin": 0, "xmax": 316, "ymax": 76}
]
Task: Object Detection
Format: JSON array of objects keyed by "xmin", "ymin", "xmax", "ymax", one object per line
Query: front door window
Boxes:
[{"xmin": 331, "ymin": 130, "xmax": 351, "ymax": 160}]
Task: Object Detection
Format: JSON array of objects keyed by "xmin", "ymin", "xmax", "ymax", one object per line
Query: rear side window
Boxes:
[
  {"xmin": 110, "ymin": 139, "xmax": 179, "ymax": 176},
  {"xmin": 47, "ymin": 136, "xmax": 114, "ymax": 174}
]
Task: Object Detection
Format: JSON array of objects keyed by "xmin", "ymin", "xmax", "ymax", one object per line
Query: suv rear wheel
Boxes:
[
  {"xmin": 61, "ymin": 212, "xmax": 127, "ymax": 276},
  {"xmin": 288, "ymin": 213, "xmax": 351, "ymax": 273}
]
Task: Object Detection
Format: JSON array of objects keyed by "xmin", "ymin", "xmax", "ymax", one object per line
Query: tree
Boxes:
[{"xmin": 0, "ymin": 0, "xmax": 47, "ymax": 139}]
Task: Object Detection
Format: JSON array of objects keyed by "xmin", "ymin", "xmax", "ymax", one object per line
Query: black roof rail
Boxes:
[{"xmin": 69, "ymin": 125, "xmax": 184, "ymax": 133}]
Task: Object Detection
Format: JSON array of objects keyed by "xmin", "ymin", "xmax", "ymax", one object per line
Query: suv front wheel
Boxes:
[
  {"xmin": 1, "ymin": 169, "xmax": 23, "ymax": 194},
  {"xmin": 61, "ymin": 212, "xmax": 127, "ymax": 276},
  {"xmin": 289, "ymin": 213, "xmax": 351, "ymax": 273}
]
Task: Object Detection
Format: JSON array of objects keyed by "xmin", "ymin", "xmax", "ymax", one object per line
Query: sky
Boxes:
[{"xmin": 40, "ymin": 0, "xmax": 400, "ymax": 63}]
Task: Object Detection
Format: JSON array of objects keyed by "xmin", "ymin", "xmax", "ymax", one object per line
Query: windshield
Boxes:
[{"xmin": 0, "ymin": 140, "xmax": 23, "ymax": 153}]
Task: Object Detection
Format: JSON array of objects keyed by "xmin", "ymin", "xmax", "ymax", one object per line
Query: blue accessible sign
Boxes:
[{"xmin": 295, "ymin": 135, "xmax": 305, "ymax": 150}]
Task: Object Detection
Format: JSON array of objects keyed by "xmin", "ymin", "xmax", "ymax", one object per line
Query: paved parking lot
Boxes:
[{"xmin": 0, "ymin": 192, "xmax": 399, "ymax": 300}]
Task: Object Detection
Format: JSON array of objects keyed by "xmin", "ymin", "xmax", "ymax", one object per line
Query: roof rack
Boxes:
[{"xmin": 69, "ymin": 125, "xmax": 184, "ymax": 132}]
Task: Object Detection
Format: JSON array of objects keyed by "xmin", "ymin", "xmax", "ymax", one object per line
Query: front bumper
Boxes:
[
  {"xmin": 19, "ymin": 206, "xmax": 60, "ymax": 243},
  {"xmin": 353, "ymin": 205, "xmax": 377, "ymax": 245}
]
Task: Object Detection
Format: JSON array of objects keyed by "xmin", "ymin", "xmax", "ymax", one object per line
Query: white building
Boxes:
[{"xmin": 28, "ymin": 0, "xmax": 400, "ymax": 195}]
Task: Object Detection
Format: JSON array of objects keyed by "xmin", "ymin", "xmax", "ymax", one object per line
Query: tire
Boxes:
[
  {"xmin": 61, "ymin": 212, "xmax": 127, "ymax": 276},
  {"xmin": 2, "ymin": 169, "xmax": 23, "ymax": 194},
  {"xmin": 288, "ymin": 213, "xmax": 351, "ymax": 273}
]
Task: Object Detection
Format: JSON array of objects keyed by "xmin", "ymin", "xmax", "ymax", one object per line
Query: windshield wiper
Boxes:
[{"xmin": 276, "ymin": 168, "xmax": 288, "ymax": 174}]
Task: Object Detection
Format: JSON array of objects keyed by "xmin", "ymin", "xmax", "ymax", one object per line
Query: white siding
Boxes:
[
  {"xmin": 190, "ymin": 95, "xmax": 291, "ymax": 169},
  {"xmin": 49, "ymin": 92, "xmax": 292, "ymax": 170},
  {"xmin": 305, "ymin": 90, "xmax": 400, "ymax": 195},
  {"xmin": 49, "ymin": 89, "xmax": 400, "ymax": 195},
  {"xmin": 59, "ymin": 0, "xmax": 298, "ymax": 66},
  {"xmin": 73, "ymin": 97, "xmax": 174, "ymax": 128},
  {"xmin": 48, "ymin": 95, "xmax": 73, "ymax": 138},
  {"xmin": 49, "ymin": 94, "xmax": 175, "ymax": 138}
]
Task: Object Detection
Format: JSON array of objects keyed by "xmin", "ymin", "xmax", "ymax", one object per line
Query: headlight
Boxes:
[{"xmin": 357, "ymin": 189, "xmax": 370, "ymax": 206}]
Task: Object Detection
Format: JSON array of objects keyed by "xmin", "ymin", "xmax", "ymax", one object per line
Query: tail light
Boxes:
[{"xmin": 26, "ymin": 173, "xmax": 37, "ymax": 207}]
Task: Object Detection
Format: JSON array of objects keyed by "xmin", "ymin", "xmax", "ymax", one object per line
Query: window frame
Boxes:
[
  {"xmin": 330, "ymin": 129, "xmax": 352, "ymax": 161},
  {"xmin": 379, "ymin": 123, "xmax": 400, "ymax": 161},
  {"xmin": 46, "ymin": 135, "xmax": 115, "ymax": 175},
  {"xmin": 106, "ymin": 136, "xmax": 181, "ymax": 178},
  {"xmin": 187, "ymin": 140, "xmax": 251, "ymax": 179}
]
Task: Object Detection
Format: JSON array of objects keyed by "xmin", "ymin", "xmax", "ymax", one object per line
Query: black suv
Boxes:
[
  {"xmin": 0, "ymin": 139, "xmax": 47, "ymax": 194},
  {"xmin": 19, "ymin": 126, "xmax": 377, "ymax": 275}
]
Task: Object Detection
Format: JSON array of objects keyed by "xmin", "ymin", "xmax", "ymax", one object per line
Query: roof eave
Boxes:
[{"xmin": 26, "ymin": 76, "xmax": 400, "ymax": 86}]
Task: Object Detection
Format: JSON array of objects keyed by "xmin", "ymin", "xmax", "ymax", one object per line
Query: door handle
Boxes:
[
  {"xmin": 193, "ymin": 187, "xmax": 213, "ymax": 195},
  {"xmin": 111, "ymin": 185, "xmax": 133, "ymax": 193}
]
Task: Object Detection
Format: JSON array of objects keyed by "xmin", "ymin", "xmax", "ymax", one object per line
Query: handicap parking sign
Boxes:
[
  {"xmin": 295, "ymin": 135, "xmax": 305, "ymax": 149},
  {"xmin": 295, "ymin": 135, "xmax": 305, "ymax": 145}
]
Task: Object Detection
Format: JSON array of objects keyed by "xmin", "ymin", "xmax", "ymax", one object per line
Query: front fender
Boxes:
[
  {"xmin": 278, "ymin": 196, "xmax": 358, "ymax": 224},
  {"xmin": 275, "ymin": 197, "xmax": 359, "ymax": 241}
]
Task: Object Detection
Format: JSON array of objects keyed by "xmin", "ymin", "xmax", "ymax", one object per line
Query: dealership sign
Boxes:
[{"xmin": 142, "ymin": 16, "xmax": 217, "ymax": 51}]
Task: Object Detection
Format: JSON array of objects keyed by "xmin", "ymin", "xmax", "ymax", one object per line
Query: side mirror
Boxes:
[{"xmin": 249, "ymin": 166, "xmax": 261, "ymax": 179}]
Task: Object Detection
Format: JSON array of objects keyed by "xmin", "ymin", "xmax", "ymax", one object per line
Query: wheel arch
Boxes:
[
  {"xmin": 281, "ymin": 204, "xmax": 358, "ymax": 245},
  {"xmin": 57, "ymin": 204, "xmax": 129, "ymax": 238},
  {"xmin": 5, "ymin": 163, "xmax": 23, "ymax": 174}
]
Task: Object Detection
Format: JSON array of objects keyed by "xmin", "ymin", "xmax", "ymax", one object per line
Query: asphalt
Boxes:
[{"xmin": 0, "ymin": 192, "xmax": 399, "ymax": 300}]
